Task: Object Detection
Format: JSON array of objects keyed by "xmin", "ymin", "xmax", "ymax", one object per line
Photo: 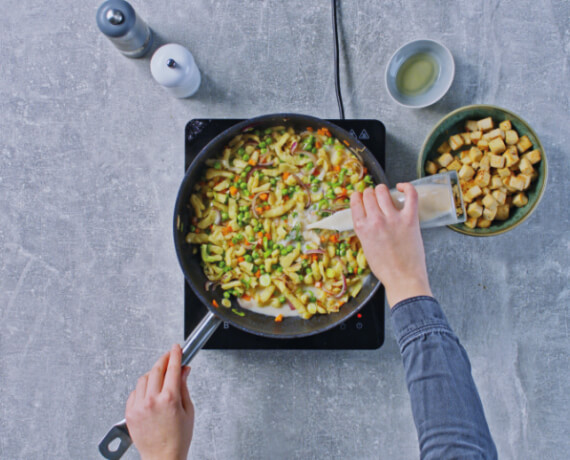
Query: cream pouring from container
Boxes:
[{"xmin": 307, "ymin": 171, "xmax": 465, "ymax": 231}]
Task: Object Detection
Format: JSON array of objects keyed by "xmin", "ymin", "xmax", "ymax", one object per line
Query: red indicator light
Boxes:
[{"xmin": 357, "ymin": 313, "xmax": 362, "ymax": 319}]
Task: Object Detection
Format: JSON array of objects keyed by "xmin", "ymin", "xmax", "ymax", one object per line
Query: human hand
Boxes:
[
  {"xmin": 350, "ymin": 183, "xmax": 432, "ymax": 307},
  {"xmin": 125, "ymin": 344, "xmax": 194, "ymax": 460}
]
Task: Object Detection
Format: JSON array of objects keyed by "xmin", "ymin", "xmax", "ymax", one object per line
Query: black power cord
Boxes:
[{"xmin": 331, "ymin": 0, "xmax": 345, "ymax": 119}]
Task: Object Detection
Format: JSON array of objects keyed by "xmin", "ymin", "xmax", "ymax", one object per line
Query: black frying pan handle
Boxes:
[
  {"xmin": 98, "ymin": 419, "xmax": 131, "ymax": 459},
  {"xmin": 99, "ymin": 311, "xmax": 222, "ymax": 459}
]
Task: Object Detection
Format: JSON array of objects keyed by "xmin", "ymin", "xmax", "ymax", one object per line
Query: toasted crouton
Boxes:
[
  {"xmin": 499, "ymin": 120, "xmax": 512, "ymax": 131},
  {"xmin": 459, "ymin": 164, "xmax": 476, "ymax": 181},
  {"xmin": 425, "ymin": 160, "xmax": 438, "ymax": 175},
  {"xmin": 467, "ymin": 202, "xmax": 483, "ymax": 218},
  {"xmin": 489, "ymin": 137, "xmax": 507, "ymax": 154},
  {"xmin": 512, "ymin": 192, "xmax": 528, "ymax": 207},
  {"xmin": 523, "ymin": 149, "xmax": 542, "ymax": 164},
  {"xmin": 437, "ymin": 141, "xmax": 451, "ymax": 154},
  {"xmin": 519, "ymin": 158, "xmax": 534, "ymax": 175},
  {"xmin": 517, "ymin": 135, "xmax": 533, "ymax": 153},
  {"xmin": 495, "ymin": 205, "xmax": 510, "ymax": 220},
  {"xmin": 465, "ymin": 120, "xmax": 479, "ymax": 132},
  {"xmin": 449, "ymin": 134, "xmax": 464, "ymax": 151},
  {"xmin": 477, "ymin": 117, "xmax": 494, "ymax": 132},
  {"xmin": 492, "ymin": 189, "xmax": 507, "ymax": 205},
  {"xmin": 505, "ymin": 129, "xmax": 519, "ymax": 145},
  {"xmin": 437, "ymin": 152, "xmax": 454, "ymax": 168},
  {"xmin": 489, "ymin": 154, "xmax": 505, "ymax": 168},
  {"xmin": 477, "ymin": 218, "xmax": 492, "ymax": 228}
]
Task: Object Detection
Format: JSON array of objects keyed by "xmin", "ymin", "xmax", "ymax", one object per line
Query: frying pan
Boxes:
[{"xmin": 99, "ymin": 113, "xmax": 388, "ymax": 459}]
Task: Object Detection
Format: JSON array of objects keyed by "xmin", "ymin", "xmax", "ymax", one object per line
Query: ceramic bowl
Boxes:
[
  {"xmin": 418, "ymin": 104, "xmax": 548, "ymax": 236},
  {"xmin": 385, "ymin": 39, "xmax": 455, "ymax": 108}
]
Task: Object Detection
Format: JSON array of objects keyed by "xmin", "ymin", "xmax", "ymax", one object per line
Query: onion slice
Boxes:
[
  {"xmin": 305, "ymin": 249, "xmax": 326, "ymax": 255},
  {"xmin": 290, "ymin": 141, "xmax": 297, "ymax": 153},
  {"xmin": 251, "ymin": 191, "xmax": 266, "ymax": 218},
  {"xmin": 335, "ymin": 274, "xmax": 348, "ymax": 299}
]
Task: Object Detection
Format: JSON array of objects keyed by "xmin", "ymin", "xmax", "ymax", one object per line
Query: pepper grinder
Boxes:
[
  {"xmin": 150, "ymin": 44, "xmax": 201, "ymax": 98},
  {"xmin": 96, "ymin": 0, "xmax": 153, "ymax": 58}
]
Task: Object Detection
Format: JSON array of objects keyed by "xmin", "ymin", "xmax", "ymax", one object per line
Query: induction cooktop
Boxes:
[{"xmin": 183, "ymin": 118, "xmax": 385, "ymax": 349}]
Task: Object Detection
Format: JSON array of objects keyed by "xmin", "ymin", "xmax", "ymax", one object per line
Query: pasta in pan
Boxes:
[{"xmin": 183, "ymin": 125, "xmax": 374, "ymax": 320}]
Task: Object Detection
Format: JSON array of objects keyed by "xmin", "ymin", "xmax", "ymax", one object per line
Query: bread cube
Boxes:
[
  {"xmin": 477, "ymin": 139, "xmax": 490, "ymax": 151},
  {"xmin": 465, "ymin": 120, "xmax": 479, "ymax": 132},
  {"xmin": 471, "ymin": 161, "xmax": 480, "ymax": 170},
  {"xmin": 464, "ymin": 185, "xmax": 483, "ymax": 203},
  {"xmin": 503, "ymin": 146, "xmax": 520, "ymax": 168},
  {"xmin": 523, "ymin": 149, "xmax": 542, "ymax": 164},
  {"xmin": 502, "ymin": 176, "xmax": 517, "ymax": 192},
  {"xmin": 437, "ymin": 152, "xmax": 454, "ymax": 167},
  {"xmin": 490, "ymin": 175, "xmax": 504, "ymax": 189},
  {"xmin": 483, "ymin": 128, "xmax": 505, "ymax": 141},
  {"xmin": 447, "ymin": 159, "xmax": 462, "ymax": 171},
  {"xmin": 477, "ymin": 218, "xmax": 492, "ymax": 228},
  {"xmin": 460, "ymin": 133, "xmax": 472, "ymax": 145},
  {"xmin": 437, "ymin": 141, "xmax": 451, "ymax": 154},
  {"xmin": 519, "ymin": 174, "xmax": 532, "ymax": 190},
  {"xmin": 482, "ymin": 193, "xmax": 498, "ymax": 210},
  {"xmin": 505, "ymin": 129, "xmax": 519, "ymax": 145},
  {"xmin": 519, "ymin": 158, "xmax": 534, "ymax": 175},
  {"xmin": 497, "ymin": 167, "xmax": 512, "ymax": 178},
  {"xmin": 509, "ymin": 175, "xmax": 526, "ymax": 191},
  {"xmin": 479, "ymin": 155, "xmax": 491, "ymax": 171},
  {"xmin": 492, "ymin": 189, "xmax": 507, "ymax": 205},
  {"xmin": 449, "ymin": 134, "xmax": 464, "ymax": 151},
  {"xmin": 470, "ymin": 131, "xmax": 483, "ymax": 143},
  {"xmin": 465, "ymin": 216, "xmax": 478, "ymax": 229},
  {"xmin": 425, "ymin": 160, "xmax": 438, "ymax": 175},
  {"xmin": 459, "ymin": 150, "xmax": 473, "ymax": 164},
  {"xmin": 474, "ymin": 170, "xmax": 491, "ymax": 187},
  {"xmin": 477, "ymin": 117, "xmax": 494, "ymax": 132},
  {"xmin": 495, "ymin": 204, "xmax": 510, "ymax": 221},
  {"xmin": 512, "ymin": 192, "xmax": 528, "ymax": 207},
  {"xmin": 489, "ymin": 154, "xmax": 505, "ymax": 168},
  {"xmin": 517, "ymin": 135, "xmax": 533, "ymax": 153},
  {"xmin": 458, "ymin": 164, "xmax": 476, "ymax": 181},
  {"xmin": 499, "ymin": 120, "xmax": 512, "ymax": 131},
  {"xmin": 489, "ymin": 137, "xmax": 506, "ymax": 154},
  {"xmin": 468, "ymin": 147, "xmax": 483, "ymax": 163},
  {"xmin": 467, "ymin": 201, "xmax": 483, "ymax": 218},
  {"xmin": 483, "ymin": 206, "xmax": 497, "ymax": 221}
]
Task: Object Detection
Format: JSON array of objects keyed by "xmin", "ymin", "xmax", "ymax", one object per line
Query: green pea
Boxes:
[
  {"xmin": 244, "ymin": 254, "xmax": 253, "ymax": 263},
  {"xmin": 264, "ymin": 128, "xmax": 272, "ymax": 135},
  {"xmin": 214, "ymin": 161, "xmax": 221, "ymax": 170},
  {"xmin": 190, "ymin": 225, "xmax": 196, "ymax": 232},
  {"xmin": 357, "ymin": 268, "xmax": 364, "ymax": 275},
  {"xmin": 259, "ymin": 142, "xmax": 266, "ymax": 148},
  {"xmin": 243, "ymin": 154, "xmax": 250, "ymax": 161},
  {"xmin": 306, "ymin": 162, "xmax": 314, "ymax": 170},
  {"xmin": 326, "ymin": 137, "xmax": 334, "ymax": 145},
  {"xmin": 218, "ymin": 260, "xmax": 226, "ymax": 268},
  {"xmin": 346, "ymin": 184, "xmax": 354, "ymax": 190},
  {"xmin": 223, "ymin": 291, "xmax": 231, "ymax": 299},
  {"xmin": 306, "ymin": 267, "xmax": 312, "ymax": 274},
  {"xmin": 221, "ymin": 212, "xmax": 229, "ymax": 221},
  {"xmin": 279, "ymin": 296, "xmax": 286, "ymax": 303},
  {"xmin": 238, "ymin": 147, "xmax": 245, "ymax": 155},
  {"xmin": 245, "ymin": 166, "xmax": 252, "ymax": 172},
  {"xmin": 260, "ymin": 148, "xmax": 267, "ymax": 154}
]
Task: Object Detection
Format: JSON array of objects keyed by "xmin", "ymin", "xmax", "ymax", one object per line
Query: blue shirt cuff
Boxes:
[{"xmin": 390, "ymin": 296, "xmax": 455, "ymax": 352}]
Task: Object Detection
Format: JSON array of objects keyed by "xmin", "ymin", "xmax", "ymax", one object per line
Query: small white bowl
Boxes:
[{"xmin": 385, "ymin": 39, "xmax": 455, "ymax": 108}]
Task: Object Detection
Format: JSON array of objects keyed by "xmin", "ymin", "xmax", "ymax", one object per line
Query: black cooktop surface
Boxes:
[{"xmin": 184, "ymin": 118, "xmax": 385, "ymax": 349}]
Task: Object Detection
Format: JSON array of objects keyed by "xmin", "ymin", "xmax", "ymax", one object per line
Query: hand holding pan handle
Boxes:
[{"xmin": 98, "ymin": 311, "xmax": 222, "ymax": 459}]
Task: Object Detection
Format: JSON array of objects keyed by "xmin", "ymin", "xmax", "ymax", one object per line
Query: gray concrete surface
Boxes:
[{"xmin": 1, "ymin": 1, "xmax": 569, "ymax": 459}]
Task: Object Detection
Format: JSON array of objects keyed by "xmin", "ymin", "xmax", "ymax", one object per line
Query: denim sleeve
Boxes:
[{"xmin": 391, "ymin": 296, "xmax": 497, "ymax": 460}]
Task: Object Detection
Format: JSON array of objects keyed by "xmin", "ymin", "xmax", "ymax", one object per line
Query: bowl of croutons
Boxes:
[{"xmin": 418, "ymin": 104, "xmax": 547, "ymax": 236}]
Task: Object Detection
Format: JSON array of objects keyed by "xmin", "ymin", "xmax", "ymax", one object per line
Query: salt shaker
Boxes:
[
  {"xmin": 150, "ymin": 44, "xmax": 201, "ymax": 98},
  {"xmin": 96, "ymin": 0, "xmax": 153, "ymax": 58}
]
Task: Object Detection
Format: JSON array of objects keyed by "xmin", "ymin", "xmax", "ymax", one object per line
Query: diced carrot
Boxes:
[
  {"xmin": 275, "ymin": 314, "xmax": 283, "ymax": 322},
  {"xmin": 234, "ymin": 176, "xmax": 239, "ymax": 182},
  {"xmin": 283, "ymin": 195, "xmax": 289, "ymax": 201},
  {"xmin": 312, "ymin": 168, "xmax": 320, "ymax": 176},
  {"xmin": 312, "ymin": 254, "xmax": 318, "ymax": 262},
  {"xmin": 343, "ymin": 140, "xmax": 350, "ymax": 146},
  {"xmin": 256, "ymin": 207, "xmax": 263, "ymax": 214},
  {"xmin": 255, "ymin": 270, "xmax": 261, "ymax": 278},
  {"xmin": 230, "ymin": 186, "xmax": 238, "ymax": 195},
  {"xmin": 283, "ymin": 172, "xmax": 290, "ymax": 180},
  {"xmin": 242, "ymin": 294, "xmax": 251, "ymax": 301},
  {"xmin": 248, "ymin": 158, "xmax": 257, "ymax": 166},
  {"xmin": 300, "ymin": 254, "xmax": 307, "ymax": 260},
  {"xmin": 320, "ymin": 235, "xmax": 327, "ymax": 243},
  {"xmin": 315, "ymin": 281, "xmax": 322, "ymax": 288},
  {"xmin": 264, "ymin": 205, "xmax": 270, "ymax": 211},
  {"xmin": 315, "ymin": 141, "xmax": 322, "ymax": 149},
  {"xmin": 329, "ymin": 234, "xmax": 339, "ymax": 243},
  {"xmin": 265, "ymin": 232, "xmax": 271, "ymax": 239},
  {"xmin": 306, "ymin": 127, "xmax": 314, "ymax": 132},
  {"xmin": 212, "ymin": 299, "xmax": 219, "ymax": 308},
  {"xmin": 353, "ymin": 267, "xmax": 358, "ymax": 274},
  {"xmin": 260, "ymin": 193, "xmax": 268, "ymax": 201},
  {"xmin": 334, "ymin": 165, "xmax": 341, "ymax": 172},
  {"xmin": 257, "ymin": 231, "xmax": 264, "ymax": 238},
  {"xmin": 237, "ymin": 256, "xmax": 245, "ymax": 263},
  {"xmin": 228, "ymin": 241, "xmax": 234, "ymax": 247},
  {"xmin": 249, "ymin": 194, "xmax": 254, "ymax": 199},
  {"xmin": 195, "ymin": 228, "xmax": 200, "ymax": 234},
  {"xmin": 363, "ymin": 167, "xmax": 368, "ymax": 174},
  {"xmin": 339, "ymin": 187, "xmax": 347, "ymax": 197}
]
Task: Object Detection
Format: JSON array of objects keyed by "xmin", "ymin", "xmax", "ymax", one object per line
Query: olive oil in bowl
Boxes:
[{"xmin": 396, "ymin": 53, "xmax": 439, "ymax": 96}]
